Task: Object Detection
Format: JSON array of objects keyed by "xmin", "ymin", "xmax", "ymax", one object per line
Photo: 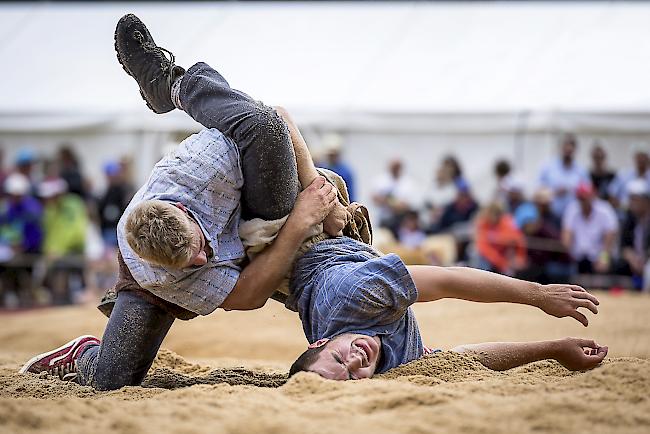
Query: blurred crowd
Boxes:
[
  {"xmin": 362, "ymin": 134, "xmax": 650, "ymax": 292},
  {"xmin": 0, "ymin": 146, "xmax": 134, "ymax": 308},
  {"xmin": 1, "ymin": 133, "xmax": 648, "ymax": 309}
]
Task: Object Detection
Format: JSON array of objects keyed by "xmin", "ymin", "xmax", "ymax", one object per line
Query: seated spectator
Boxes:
[
  {"xmin": 97, "ymin": 161, "xmax": 133, "ymax": 247},
  {"xmin": 40, "ymin": 178, "xmax": 87, "ymax": 257},
  {"xmin": 14, "ymin": 149, "xmax": 38, "ymax": 196},
  {"xmin": 539, "ymin": 133, "xmax": 589, "ymax": 219},
  {"xmin": 562, "ymin": 183, "xmax": 618, "ymax": 274},
  {"xmin": 39, "ymin": 178, "xmax": 88, "ymax": 305},
  {"xmin": 608, "ymin": 149, "xmax": 650, "ymax": 209},
  {"xmin": 397, "ymin": 210, "xmax": 426, "ymax": 249},
  {"xmin": 616, "ymin": 180, "xmax": 650, "ymax": 290},
  {"xmin": 426, "ymin": 178, "xmax": 478, "ymax": 234},
  {"xmin": 0, "ymin": 173, "xmax": 43, "ymax": 255},
  {"xmin": 475, "ymin": 202, "xmax": 527, "ymax": 276},
  {"xmin": 320, "ymin": 134, "xmax": 356, "ymax": 202},
  {"xmin": 589, "ymin": 144, "xmax": 615, "ymax": 200},
  {"xmin": 503, "ymin": 177, "xmax": 538, "ymax": 231},
  {"xmin": 372, "ymin": 159, "xmax": 418, "ymax": 235},
  {"xmin": 0, "ymin": 173, "xmax": 43, "ymax": 307},
  {"xmin": 520, "ymin": 188, "xmax": 572, "ymax": 284}
]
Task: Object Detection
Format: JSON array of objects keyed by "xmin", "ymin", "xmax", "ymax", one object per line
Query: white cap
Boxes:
[
  {"xmin": 502, "ymin": 175, "xmax": 525, "ymax": 193},
  {"xmin": 322, "ymin": 133, "xmax": 343, "ymax": 153},
  {"xmin": 627, "ymin": 178, "xmax": 650, "ymax": 198},
  {"xmin": 38, "ymin": 178, "xmax": 68, "ymax": 198},
  {"xmin": 4, "ymin": 173, "xmax": 31, "ymax": 196}
]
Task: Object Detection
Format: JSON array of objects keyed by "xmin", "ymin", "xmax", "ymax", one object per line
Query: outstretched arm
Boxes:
[
  {"xmin": 451, "ymin": 337, "xmax": 608, "ymax": 371},
  {"xmin": 220, "ymin": 177, "xmax": 337, "ymax": 311},
  {"xmin": 407, "ymin": 265, "xmax": 600, "ymax": 326},
  {"xmin": 274, "ymin": 106, "xmax": 349, "ymax": 236}
]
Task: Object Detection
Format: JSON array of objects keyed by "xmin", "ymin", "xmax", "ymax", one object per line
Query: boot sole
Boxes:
[{"xmin": 114, "ymin": 14, "xmax": 167, "ymax": 114}]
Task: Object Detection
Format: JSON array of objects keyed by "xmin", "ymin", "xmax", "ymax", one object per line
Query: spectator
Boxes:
[
  {"xmin": 0, "ymin": 149, "xmax": 7, "ymax": 191},
  {"xmin": 0, "ymin": 173, "xmax": 43, "ymax": 255},
  {"xmin": 39, "ymin": 178, "xmax": 87, "ymax": 257},
  {"xmin": 562, "ymin": 182, "xmax": 618, "ymax": 274},
  {"xmin": 539, "ymin": 133, "xmax": 589, "ymax": 218},
  {"xmin": 97, "ymin": 161, "xmax": 133, "ymax": 247},
  {"xmin": 14, "ymin": 149, "xmax": 38, "ymax": 196},
  {"xmin": 426, "ymin": 178, "xmax": 478, "ymax": 234},
  {"xmin": 39, "ymin": 178, "xmax": 88, "ymax": 305},
  {"xmin": 520, "ymin": 188, "xmax": 572, "ymax": 284},
  {"xmin": 320, "ymin": 134, "xmax": 356, "ymax": 201},
  {"xmin": 502, "ymin": 177, "xmax": 538, "ymax": 231},
  {"xmin": 57, "ymin": 145, "xmax": 88, "ymax": 198},
  {"xmin": 372, "ymin": 159, "xmax": 417, "ymax": 235},
  {"xmin": 0, "ymin": 173, "xmax": 43, "ymax": 307},
  {"xmin": 397, "ymin": 209, "xmax": 426, "ymax": 249},
  {"xmin": 475, "ymin": 202, "xmax": 527, "ymax": 275},
  {"xmin": 589, "ymin": 144, "xmax": 615, "ymax": 200},
  {"xmin": 616, "ymin": 180, "xmax": 650, "ymax": 290},
  {"xmin": 493, "ymin": 159, "xmax": 512, "ymax": 204},
  {"xmin": 608, "ymin": 149, "xmax": 650, "ymax": 209}
]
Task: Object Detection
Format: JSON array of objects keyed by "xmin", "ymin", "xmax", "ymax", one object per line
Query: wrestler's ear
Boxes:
[
  {"xmin": 308, "ymin": 339, "xmax": 330, "ymax": 349},
  {"xmin": 174, "ymin": 202, "xmax": 187, "ymax": 213}
]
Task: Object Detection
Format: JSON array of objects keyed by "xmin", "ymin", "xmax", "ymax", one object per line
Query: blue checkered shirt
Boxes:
[
  {"xmin": 287, "ymin": 237, "xmax": 424, "ymax": 373},
  {"xmin": 117, "ymin": 128, "xmax": 245, "ymax": 315}
]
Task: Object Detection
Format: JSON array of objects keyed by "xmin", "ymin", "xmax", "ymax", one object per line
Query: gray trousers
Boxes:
[{"xmin": 77, "ymin": 62, "xmax": 300, "ymax": 390}]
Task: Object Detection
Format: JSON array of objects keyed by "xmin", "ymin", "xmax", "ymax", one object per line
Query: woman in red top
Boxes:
[{"xmin": 476, "ymin": 202, "xmax": 527, "ymax": 275}]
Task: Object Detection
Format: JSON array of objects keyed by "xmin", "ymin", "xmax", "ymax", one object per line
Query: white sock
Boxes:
[{"xmin": 171, "ymin": 76, "xmax": 184, "ymax": 110}]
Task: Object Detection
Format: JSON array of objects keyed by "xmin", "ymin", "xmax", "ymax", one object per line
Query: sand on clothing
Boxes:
[{"xmin": 1, "ymin": 292, "xmax": 649, "ymax": 434}]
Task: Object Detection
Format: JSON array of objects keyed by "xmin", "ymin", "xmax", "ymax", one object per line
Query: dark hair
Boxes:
[
  {"xmin": 494, "ymin": 159, "xmax": 511, "ymax": 178},
  {"xmin": 442, "ymin": 155, "xmax": 463, "ymax": 179},
  {"xmin": 288, "ymin": 345, "xmax": 328, "ymax": 377}
]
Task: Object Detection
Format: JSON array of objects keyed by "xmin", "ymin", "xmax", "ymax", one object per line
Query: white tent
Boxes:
[{"xmin": 1, "ymin": 2, "xmax": 650, "ymax": 205}]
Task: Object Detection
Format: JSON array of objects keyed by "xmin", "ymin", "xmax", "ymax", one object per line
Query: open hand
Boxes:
[
  {"xmin": 537, "ymin": 284, "xmax": 599, "ymax": 327},
  {"xmin": 555, "ymin": 337, "xmax": 608, "ymax": 371}
]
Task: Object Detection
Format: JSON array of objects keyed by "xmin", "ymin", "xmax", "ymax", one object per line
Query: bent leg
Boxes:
[
  {"xmin": 178, "ymin": 62, "xmax": 300, "ymax": 220},
  {"xmin": 76, "ymin": 290, "xmax": 175, "ymax": 390},
  {"xmin": 451, "ymin": 337, "xmax": 607, "ymax": 371}
]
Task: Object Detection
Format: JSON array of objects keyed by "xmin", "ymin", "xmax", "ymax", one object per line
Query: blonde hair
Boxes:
[{"xmin": 125, "ymin": 200, "xmax": 194, "ymax": 268}]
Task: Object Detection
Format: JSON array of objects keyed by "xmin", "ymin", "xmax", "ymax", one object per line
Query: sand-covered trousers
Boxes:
[
  {"xmin": 77, "ymin": 62, "xmax": 301, "ymax": 390},
  {"xmin": 179, "ymin": 62, "xmax": 300, "ymax": 220}
]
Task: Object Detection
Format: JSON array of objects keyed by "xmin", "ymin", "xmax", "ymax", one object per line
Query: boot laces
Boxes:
[{"xmin": 50, "ymin": 361, "xmax": 77, "ymax": 381}]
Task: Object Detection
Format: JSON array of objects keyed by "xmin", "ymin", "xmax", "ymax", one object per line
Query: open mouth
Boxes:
[{"xmin": 354, "ymin": 339, "xmax": 374, "ymax": 366}]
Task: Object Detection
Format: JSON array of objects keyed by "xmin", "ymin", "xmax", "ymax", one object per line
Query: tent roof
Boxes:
[{"xmin": 3, "ymin": 1, "xmax": 650, "ymax": 131}]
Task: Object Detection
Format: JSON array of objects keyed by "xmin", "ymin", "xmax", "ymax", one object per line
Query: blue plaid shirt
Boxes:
[
  {"xmin": 117, "ymin": 128, "xmax": 245, "ymax": 315},
  {"xmin": 287, "ymin": 237, "xmax": 424, "ymax": 373}
]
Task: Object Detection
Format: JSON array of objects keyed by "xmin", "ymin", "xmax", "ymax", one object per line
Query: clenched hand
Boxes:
[{"xmin": 288, "ymin": 176, "xmax": 338, "ymax": 234}]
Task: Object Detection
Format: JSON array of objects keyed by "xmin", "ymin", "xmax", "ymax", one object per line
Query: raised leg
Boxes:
[
  {"xmin": 179, "ymin": 62, "xmax": 300, "ymax": 220},
  {"xmin": 76, "ymin": 290, "xmax": 175, "ymax": 391}
]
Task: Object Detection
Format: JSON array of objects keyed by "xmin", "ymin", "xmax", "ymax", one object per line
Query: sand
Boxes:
[{"xmin": 1, "ymin": 292, "xmax": 649, "ymax": 434}]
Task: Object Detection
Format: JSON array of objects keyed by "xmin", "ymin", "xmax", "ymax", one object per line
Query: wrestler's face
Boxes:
[{"xmin": 307, "ymin": 333, "xmax": 381, "ymax": 380}]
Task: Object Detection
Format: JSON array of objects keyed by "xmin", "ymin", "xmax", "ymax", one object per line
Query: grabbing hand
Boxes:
[
  {"xmin": 537, "ymin": 284, "xmax": 599, "ymax": 327},
  {"xmin": 555, "ymin": 337, "xmax": 608, "ymax": 371},
  {"xmin": 323, "ymin": 202, "xmax": 350, "ymax": 237},
  {"xmin": 289, "ymin": 176, "xmax": 338, "ymax": 234}
]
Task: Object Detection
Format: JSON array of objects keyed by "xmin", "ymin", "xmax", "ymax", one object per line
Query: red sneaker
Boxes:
[{"xmin": 19, "ymin": 335, "xmax": 100, "ymax": 381}]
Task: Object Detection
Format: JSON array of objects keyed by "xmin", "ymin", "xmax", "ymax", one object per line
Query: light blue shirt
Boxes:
[
  {"xmin": 539, "ymin": 159, "xmax": 589, "ymax": 217},
  {"xmin": 608, "ymin": 168, "xmax": 650, "ymax": 206},
  {"xmin": 117, "ymin": 129, "xmax": 245, "ymax": 315}
]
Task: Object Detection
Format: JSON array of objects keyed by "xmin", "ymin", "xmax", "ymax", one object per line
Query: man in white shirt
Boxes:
[{"xmin": 562, "ymin": 183, "xmax": 618, "ymax": 274}]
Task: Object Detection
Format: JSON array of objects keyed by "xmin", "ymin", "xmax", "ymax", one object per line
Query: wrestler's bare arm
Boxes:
[
  {"xmin": 407, "ymin": 265, "xmax": 599, "ymax": 326},
  {"xmin": 274, "ymin": 106, "xmax": 349, "ymax": 236},
  {"xmin": 220, "ymin": 176, "xmax": 337, "ymax": 311},
  {"xmin": 451, "ymin": 338, "xmax": 607, "ymax": 371}
]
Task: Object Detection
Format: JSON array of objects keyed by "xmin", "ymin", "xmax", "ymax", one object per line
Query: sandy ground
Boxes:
[{"xmin": 1, "ymin": 292, "xmax": 649, "ymax": 434}]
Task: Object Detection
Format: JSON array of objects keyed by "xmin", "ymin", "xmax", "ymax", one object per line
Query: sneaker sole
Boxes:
[{"xmin": 18, "ymin": 335, "xmax": 99, "ymax": 374}]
